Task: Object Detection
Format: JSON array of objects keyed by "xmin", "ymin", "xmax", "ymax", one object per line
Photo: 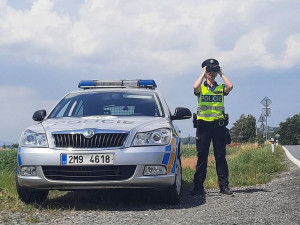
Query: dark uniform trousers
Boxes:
[{"xmin": 194, "ymin": 120, "xmax": 229, "ymax": 189}]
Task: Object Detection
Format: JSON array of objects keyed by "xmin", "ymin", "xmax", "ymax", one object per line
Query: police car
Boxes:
[{"xmin": 17, "ymin": 80, "xmax": 191, "ymax": 204}]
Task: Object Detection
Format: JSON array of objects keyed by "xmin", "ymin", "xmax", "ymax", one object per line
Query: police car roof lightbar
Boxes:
[{"xmin": 78, "ymin": 80, "xmax": 157, "ymax": 89}]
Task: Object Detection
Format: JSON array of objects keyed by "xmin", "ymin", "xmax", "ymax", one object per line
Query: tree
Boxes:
[
  {"xmin": 230, "ymin": 114, "xmax": 256, "ymax": 143},
  {"xmin": 181, "ymin": 136, "xmax": 196, "ymax": 145},
  {"xmin": 11, "ymin": 143, "xmax": 19, "ymax": 149},
  {"xmin": 277, "ymin": 113, "xmax": 300, "ymax": 145}
]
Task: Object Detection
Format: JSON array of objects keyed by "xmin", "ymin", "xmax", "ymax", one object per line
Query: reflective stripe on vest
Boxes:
[
  {"xmin": 197, "ymin": 106, "xmax": 225, "ymax": 111},
  {"xmin": 197, "ymin": 84, "xmax": 225, "ymax": 121},
  {"xmin": 197, "ymin": 113, "xmax": 224, "ymax": 117}
]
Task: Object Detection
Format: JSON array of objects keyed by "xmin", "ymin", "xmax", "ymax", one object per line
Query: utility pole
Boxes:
[
  {"xmin": 255, "ymin": 124, "xmax": 258, "ymax": 144},
  {"xmin": 260, "ymin": 97, "xmax": 272, "ymax": 143},
  {"xmin": 258, "ymin": 115, "xmax": 265, "ymax": 142}
]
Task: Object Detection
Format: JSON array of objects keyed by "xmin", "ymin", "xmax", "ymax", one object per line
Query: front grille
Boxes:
[
  {"xmin": 53, "ymin": 133, "xmax": 128, "ymax": 148},
  {"xmin": 42, "ymin": 165, "xmax": 136, "ymax": 181}
]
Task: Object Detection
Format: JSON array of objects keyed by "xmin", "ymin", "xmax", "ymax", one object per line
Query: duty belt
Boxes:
[
  {"xmin": 196, "ymin": 118, "xmax": 226, "ymax": 126},
  {"xmin": 197, "ymin": 106, "xmax": 225, "ymax": 111}
]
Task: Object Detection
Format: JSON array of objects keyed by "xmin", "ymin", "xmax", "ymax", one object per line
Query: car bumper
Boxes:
[{"xmin": 17, "ymin": 146, "xmax": 176, "ymax": 190}]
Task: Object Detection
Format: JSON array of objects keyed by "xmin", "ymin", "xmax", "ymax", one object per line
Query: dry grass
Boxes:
[
  {"xmin": 239, "ymin": 143, "xmax": 259, "ymax": 149},
  {"xmin": 227, "ymin": 143, "xmax": 242, "ymax": 148},
  {"xmin": 182, "ymin": 156, "xmax": 197, "ymax": 170},
  {"xmin": 181, "ymin": 144, "xmax": 244, "ymax": 170},
  {"xmin": 182, "ymin": 156, "xmax": 216, "ymax": 170}
]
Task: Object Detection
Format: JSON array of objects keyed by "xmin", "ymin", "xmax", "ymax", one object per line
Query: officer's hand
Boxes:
[
  {"xmin": 203, "ymin": 66, "xmax": 208, "ymax": 74},
  {"xmin": 218, "ymin": 66, "xmax": 223, "ymax": 77}
]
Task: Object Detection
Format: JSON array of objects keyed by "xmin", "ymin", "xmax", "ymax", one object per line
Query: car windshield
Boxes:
[{"xmin": 48, "ymin": 91, "xmax": 164, "ymax": 118}]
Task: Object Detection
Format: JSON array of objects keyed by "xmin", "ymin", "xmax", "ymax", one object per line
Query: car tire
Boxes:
[
  {"xmin": 160, "ymin": 157, "xmax": 182, "ymax": 204},
  {"xmin": 16, "ymin": 175, "xmax": 48, "ymax": 204}
]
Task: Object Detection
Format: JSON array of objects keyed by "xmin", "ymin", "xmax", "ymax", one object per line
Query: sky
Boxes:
[{"xmin": 0, "ymin": 0, "xmax": 300, "ymax": 144}]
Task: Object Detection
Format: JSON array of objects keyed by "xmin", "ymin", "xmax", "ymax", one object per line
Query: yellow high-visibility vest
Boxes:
[{"xmin": 197, "ymin": 84, "xmax": 225, "ymax": 121}]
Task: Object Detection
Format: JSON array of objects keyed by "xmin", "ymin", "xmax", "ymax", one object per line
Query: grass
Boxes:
[
  {"xmin": 182, "ymin": 143, "xmax": 288, "ymax": 189},
  {"xmin": 0, "ymin": 144, "xmax": 288, "ymax": 214},
  {"xmin": 0, "ymin": 150, "xmax": 22, "ymax": 211},
  {"xmin": 0, "ymin": 149, "xmax": 17, "ymax": 171},
  {"xmin": 0, "ymin": 149, "xmax": 64, "ymax": 215},
  {"xmin": 181, "ymin": 144, "xmax": 240, "ymax": 158},
  {"xmin": 0, "ymin": 149, "xmax": 35, "ymax": 213},
  {"xmin": 227, "ymin": 145, "xmax": 288, "ymax": 187}
]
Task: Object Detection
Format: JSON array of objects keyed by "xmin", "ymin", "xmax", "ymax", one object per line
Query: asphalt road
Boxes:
[
  {"xmin": 283, "ymin": 145, "xmax": 300, "ymax": 161},
  {"xmin": 282, "ymin": 145, "xmax": 300, "ymax": 168}
]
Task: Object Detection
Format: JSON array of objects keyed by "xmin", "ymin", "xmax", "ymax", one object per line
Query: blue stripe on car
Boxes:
[
  {"xmin": 171, "ymin": 155, "xmax": 177, "ymax": 173},
  {"xmin": 18, "ymin": 154, "xmax": 22, "ymax": 166},
  {"xmin": 162, "ymin": 153, "xmax": 170, "ymax": 165},
  {"xmin": 165, "ymin": 145, "xmax": 171, "ymax": 152},
  {"xmin": 171, "ymin": 137, "xmax": 179, "ymax": 173}
]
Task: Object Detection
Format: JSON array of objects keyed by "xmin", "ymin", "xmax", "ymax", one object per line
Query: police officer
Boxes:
[{"xmin": 191, "ymin": 58, "xmax": 233, "ymax": 195}]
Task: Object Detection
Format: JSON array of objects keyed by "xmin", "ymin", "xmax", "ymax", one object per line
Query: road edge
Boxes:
[{"xmin": 282, "ymin": 145, "xmax": 300, "ymax": 168}]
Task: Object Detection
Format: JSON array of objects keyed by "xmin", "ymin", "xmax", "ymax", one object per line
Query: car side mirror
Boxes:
[
  {"xmin": 32, "ymin": 110, "xmax": 47, "ymax": 121},
  {"xmin": 171, "ymin": 107, "xmax": 192, "ymax": 120}
]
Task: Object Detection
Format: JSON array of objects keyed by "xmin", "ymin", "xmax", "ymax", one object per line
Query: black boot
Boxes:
[
  {"xmin": 220, "ymin": 186, "xmax": 233, "ymax": 195},
  {"xmin": 190, "ymin": 186, "xmax": 206, "ymax": 195}
]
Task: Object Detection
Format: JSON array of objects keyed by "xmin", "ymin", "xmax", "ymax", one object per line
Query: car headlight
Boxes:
[
  {"xmin": 132, "ymin": 128, "xmax": 171, "ymax": 146},
  {"xmin": 20, "ymin": 130, "xmax": 48, "ymax": 147}
]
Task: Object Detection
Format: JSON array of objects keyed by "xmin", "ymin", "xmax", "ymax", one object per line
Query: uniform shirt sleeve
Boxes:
[
  {"xmin": 194, "ymin": 86, "xmax": 201, "ymax": 96},
  {"xmin": 223, "ymin": 84, "xmax": 228, "ymax": 96}
]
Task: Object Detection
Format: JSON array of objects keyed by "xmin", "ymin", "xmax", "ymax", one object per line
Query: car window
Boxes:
[{"xmin": 48, "ymin": 91, "xmax": 164, "ymax": 118}]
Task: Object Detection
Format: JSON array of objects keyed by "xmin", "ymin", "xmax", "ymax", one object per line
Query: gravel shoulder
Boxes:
[{"xmin": 1, "ymin": 156, "xmax": 300, "ymax": 225}]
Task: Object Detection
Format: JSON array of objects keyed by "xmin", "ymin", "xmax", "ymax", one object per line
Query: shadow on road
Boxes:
[
  {"xmin": 232, "ymin": 188, "xmax": 270, "ymax": 194},
  {"xmin": 32, "ymin": 184, "xmax": 271, "ymax": 211},
  {"xmin": 37, "ymin": 186, "xmax": 206, "ymax": 211}
]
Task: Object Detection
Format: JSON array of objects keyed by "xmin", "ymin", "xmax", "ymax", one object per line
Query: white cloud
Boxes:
[
  {"xmin": 284, "ymin": 34, "xmax": 300, "ymax": 67},
  {"xmin": 0, "ymin": 0, "xmax": 299, "ymax": 72},
  {"xmin": 219, "ymin": 30, "xmax": 273, "ymax": 67},
  {"xmin": 0, "ymin": 0, "xmax": 71, "ymax": 45}
]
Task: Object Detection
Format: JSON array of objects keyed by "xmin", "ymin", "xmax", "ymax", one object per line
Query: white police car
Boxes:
[{"xmin": 17, "ymin": 80, "xmax": 191, "ymax": 204}]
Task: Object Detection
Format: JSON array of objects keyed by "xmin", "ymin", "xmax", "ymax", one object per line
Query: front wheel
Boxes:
[
  {"xmin": 160, "ymin": 158, "xmax": 182, "ymax": 204},
  {"xmin": 16, "ymin": 176, "xmax": 48, "ymax": 204}
]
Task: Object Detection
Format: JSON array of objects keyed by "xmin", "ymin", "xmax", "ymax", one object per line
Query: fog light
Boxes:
[
  {"xmin": 143, "ymin": 165, "xmax": 167, "ymax": 176},
  {"xmin": 20, "ymin": 166, "xmax": 37, "ymax": 176}
]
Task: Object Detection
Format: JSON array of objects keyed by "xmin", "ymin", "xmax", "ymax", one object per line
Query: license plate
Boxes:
[{"xmin": 61, "ymin": 154, "xmax": 114, "ymax": 165}]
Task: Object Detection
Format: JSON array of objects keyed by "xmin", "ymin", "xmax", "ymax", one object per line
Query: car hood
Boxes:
[
  {"xmin": 40, "ymin": 116, "xmax": 171, "ymax": 133},
  {"xmin": 23, "ymin": 116, "xmax": 173, "ymax": 149}
]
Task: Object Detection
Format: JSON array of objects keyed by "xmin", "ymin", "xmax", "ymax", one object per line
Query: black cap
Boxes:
[{"xmin": 201, "ymin": 58, "xmax": 219, "ymax": 68}]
